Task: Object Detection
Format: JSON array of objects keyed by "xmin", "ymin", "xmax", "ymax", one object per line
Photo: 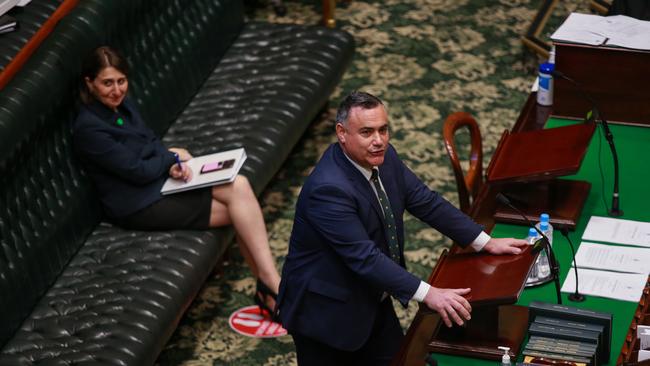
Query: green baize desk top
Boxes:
[{"xmin": 434, "ymin": 118, "xmax": 650, "ymax": 365}]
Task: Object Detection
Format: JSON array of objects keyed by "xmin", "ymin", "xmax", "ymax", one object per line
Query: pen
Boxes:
[{"xmin": 174, "ymin": 153, "xmax": 183, "ymax": 171}]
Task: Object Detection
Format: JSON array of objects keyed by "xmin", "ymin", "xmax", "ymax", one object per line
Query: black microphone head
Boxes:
[
  {"xmin": 495, "ymin": 193, "xmax": 510, "ymax": 206},
  {"xmin": 531, "ymin": 238, "xmax": 545, "ymax": 255},
  {"xmin": 551, "ymin": 69, "xmax": 565, "ymax": 79}
]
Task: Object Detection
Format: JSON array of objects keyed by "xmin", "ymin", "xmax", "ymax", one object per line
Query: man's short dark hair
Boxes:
[{"xmin": 335, "ymin": 91, "xmax": 384, "ymax": 126}]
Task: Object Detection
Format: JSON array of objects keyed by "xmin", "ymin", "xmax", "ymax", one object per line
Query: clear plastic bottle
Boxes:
[
  {"xmin": 526, "ymin": 227, "xmax": 539, "ymax": 281},
  {"xmin": 535, "ymin": 214, "xmax": 553, "ymax": 278},
  {"xmin": 535, "ymin": 213, "xmax": 554, "ymax": 245}
]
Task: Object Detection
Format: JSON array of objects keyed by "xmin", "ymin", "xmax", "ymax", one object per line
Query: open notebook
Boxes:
[{"xmin": 161, "ymin": 147, "xmax": 246, "ymax": 195}]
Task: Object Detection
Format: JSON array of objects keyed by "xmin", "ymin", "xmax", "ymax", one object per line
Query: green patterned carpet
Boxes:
[{"xmin": 156, "ymin": 1, "xmax": 592, "ymax": 364}]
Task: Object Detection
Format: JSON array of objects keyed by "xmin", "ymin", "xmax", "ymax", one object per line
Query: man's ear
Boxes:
[{"xmin": 335, "ymin": 123, "xmax": 346, "ymax": 144}]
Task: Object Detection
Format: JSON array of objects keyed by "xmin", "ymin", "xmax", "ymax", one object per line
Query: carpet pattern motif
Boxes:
[{"xmin": 157, "ymin": 1, "xmax": 591, "ymax": 364}]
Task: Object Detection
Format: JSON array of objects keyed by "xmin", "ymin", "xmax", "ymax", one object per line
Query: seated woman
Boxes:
[{"xmin": 72, "ymin": 46, "xmax": 279, "ymax": 317}]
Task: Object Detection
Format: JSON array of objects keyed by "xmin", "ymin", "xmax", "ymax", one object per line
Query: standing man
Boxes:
[{"xmin": 277, "ymin": 91, "xmax": 527, "ymax": 365}]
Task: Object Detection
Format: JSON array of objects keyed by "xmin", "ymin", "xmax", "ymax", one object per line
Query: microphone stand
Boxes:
[
  {"xmin": 551, "ymin": 70, "xmax": 623, "ymax": 217},
  {"xmin": 496, "ymin": 193, "xmax": 562, "ymax": 305},
  {"xmin": 559, "ymin": 227, "xmax": 585, "ymax": 302}
]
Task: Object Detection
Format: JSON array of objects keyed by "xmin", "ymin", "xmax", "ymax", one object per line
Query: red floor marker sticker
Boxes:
[{"xmin": 228, "ymin": 305, "xmax": 287, "ymax": 338}]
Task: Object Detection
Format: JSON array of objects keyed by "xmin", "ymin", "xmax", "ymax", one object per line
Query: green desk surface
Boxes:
[{"xmin": 433, "ymin": 119, "xmax": 650, "ymax": 365}]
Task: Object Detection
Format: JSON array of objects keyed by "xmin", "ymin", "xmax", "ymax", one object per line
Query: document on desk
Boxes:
[
  {"xmin": 582, "ymin": 216, "xmax": 650, "ymax": 247},
  {"xmin": 561, "ymin": 267, "xmax": 647, "ymax": 302},
  {"xmin": 551, "ymin": 12, "xmax": 650, "ymax": 50},
  {"xmin": 574, "ymin": 242, "xmax": 650, "ymax": 274}
]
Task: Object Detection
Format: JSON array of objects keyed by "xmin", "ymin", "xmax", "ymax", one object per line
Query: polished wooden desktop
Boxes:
[{"xmin": 391, "ymin": 93, "xmax": 650, "ymax": 366}]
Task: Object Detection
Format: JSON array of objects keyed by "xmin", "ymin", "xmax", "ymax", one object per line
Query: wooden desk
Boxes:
[
  {"xmin": 553, "ymin": 42, "xmax": 650, "ymax": 126},
  {"xmin": 392, "ymin": 93, "xmax": 650, "ymax": 366}
]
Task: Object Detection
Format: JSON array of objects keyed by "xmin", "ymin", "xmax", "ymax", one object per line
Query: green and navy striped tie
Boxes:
[{"xmin": 371, "ymin": 169, "xmax": 400, "ymax": 264}]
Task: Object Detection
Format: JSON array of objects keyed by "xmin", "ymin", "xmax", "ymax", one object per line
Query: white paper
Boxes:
[
  {"xmin": 561, "ymin": 267, "xmax": 647, "ymax": 302},
  {"xmin": 161, "ymin": 148, "xmax": 246, "ymax": 195},
  {"xmin": 600, "ymin": 15, "xmax": 650, "ymax": 50},
  {"xmin": 17, "ymin": 0, "xmax": 32, "ymax": 6},
  {"xmin": 551, "ymin": 13, "xmax": 609, "ymax": 46},
  {"xmin": 640, "ymin": 350, "xmax": 650, "ymax": 362},
  {"xmin": 582, "ymin": 216, "xmax": 650, "ymax": 247},
  {"xmin": 574, "ymin": 242, "xmax": 650, "ymax": 274},
  {"xmin": 639, "ymin": 325, "xmax": 650, "ymax": 350},
  {"xmin": 0, "ymin": 0, "xmax": 20, "ymax": 17},
  {"xmin": 551, "ymin": 12, "xmax": 650, "ymax": 50}
]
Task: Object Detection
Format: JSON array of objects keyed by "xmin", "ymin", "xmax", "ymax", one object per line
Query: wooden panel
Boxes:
[
  {"xmin": 553, "ymin": 42, "xmax": 650, "ymax": 126},
  {"xmin": 486, "ymin": 123, "xmax": 595, "ymax": 184},
  {"xmin": 429, "ymin": 246, "xmax": 537, "ymax": 307},
  {"xmin": 494, "ymin": 179, "xmax": 591, "ymax": 230}
]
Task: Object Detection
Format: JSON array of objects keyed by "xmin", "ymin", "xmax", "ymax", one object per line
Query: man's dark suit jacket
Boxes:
[{"xmin": 277, "ymin": 142, "xmax": 483, "ymax": 351}]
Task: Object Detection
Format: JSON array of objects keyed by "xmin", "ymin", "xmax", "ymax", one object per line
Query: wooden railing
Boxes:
[{"xmin": 0, "ymin": 0, "xmax": 79, "ymax": 90}]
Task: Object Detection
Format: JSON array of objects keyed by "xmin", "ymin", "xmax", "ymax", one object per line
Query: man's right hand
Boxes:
[{"xmin": 423, "ymin": 286, "xmax": 472, "ymax": 328}]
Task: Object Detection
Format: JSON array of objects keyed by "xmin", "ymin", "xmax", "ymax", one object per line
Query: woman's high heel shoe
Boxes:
[{"xmin": 255, "ymin": 278, "xmax": 280, "ymax": 322}]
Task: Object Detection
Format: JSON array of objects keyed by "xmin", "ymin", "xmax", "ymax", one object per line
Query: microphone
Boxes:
[
  {"xmin": 495, "ymin": 193, "xmax": 562, "ymax": 304},
  {"xmin": 551, "ymin": 69, "xmax": 623, "ymax": 217},
  {"xmin": 559, "ymin": 227, "xmax": 586, "ymax": 302}
]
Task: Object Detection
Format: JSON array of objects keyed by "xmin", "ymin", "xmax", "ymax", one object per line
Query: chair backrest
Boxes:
[{"xmin": 442, "ymin": 112, "xmax": 483, "ymax": 213}]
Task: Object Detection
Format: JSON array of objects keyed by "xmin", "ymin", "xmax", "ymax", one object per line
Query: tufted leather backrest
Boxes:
[
  {"xmin": 69, "ymin": 0, "xmax": 244, "ymax": 135},
  {"xmin": 0, "ymin": 0, "xmax": 244, "ymax": 347}
]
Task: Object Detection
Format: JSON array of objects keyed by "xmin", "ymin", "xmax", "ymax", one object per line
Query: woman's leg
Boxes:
[{"xmin": 208, "ymin": 175, "xmax": 281, "ymax": 294}]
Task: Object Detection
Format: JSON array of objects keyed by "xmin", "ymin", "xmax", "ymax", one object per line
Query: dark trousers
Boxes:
[{"xmin": 292, "ymin": 298, "xmax": 404, "ymax": 366}]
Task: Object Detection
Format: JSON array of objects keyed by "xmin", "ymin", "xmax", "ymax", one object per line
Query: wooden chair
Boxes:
[{"xmin": 443, "ymin": 112, "xmax": 483, "ymax": 213}]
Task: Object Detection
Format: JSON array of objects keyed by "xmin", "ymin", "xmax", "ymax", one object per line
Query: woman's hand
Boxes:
[
  {"xmin": 169, "ymin": 162, "xmax": 193, "ymax": 182},
  {"xmin": 168, "ymin": 147, "xmax": 193, "ymax": 161}
]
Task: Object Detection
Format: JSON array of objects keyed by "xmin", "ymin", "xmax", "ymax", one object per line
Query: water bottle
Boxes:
[
  {"xmin": 535, "ymin": 213, "xmax": 554, "ymax": 245},
  {"xmin": 526, "ymin": 227, "xmax": 539, "ymax": 281},
  {"xmin": 535, "ymin": 214, "xmax": 553, "ymax": 278},
  {"xmin": 536, "ymin": 62, "xmax": 554, "ymax": 106}
]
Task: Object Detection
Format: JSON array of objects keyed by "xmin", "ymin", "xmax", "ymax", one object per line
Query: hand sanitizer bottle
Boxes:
[{"xmin": 498, "ymin": 346, "xmax": 512, "ymax": 366}]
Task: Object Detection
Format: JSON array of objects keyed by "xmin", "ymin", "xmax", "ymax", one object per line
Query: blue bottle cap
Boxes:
[
  {"xmin": 528, "ymin": 228, "xmax": 537, "ymax": 236},
  {"xmin": 539, "ymin": 62, "xmax": 554, "ymax": 74},
  {"xmin": 540, "ymin": 213, "xmax": 550, "ymax": 222},
  {"xmin": 540, "ymin": 221, "xmax": 549, "ymax": 231}
]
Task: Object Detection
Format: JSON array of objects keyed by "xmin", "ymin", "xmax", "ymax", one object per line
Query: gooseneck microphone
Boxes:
[
  {"xmin": 551, "ymin": 69, "xmax": 623, "ymax": 217},
  {"xmin": 495, "ymin": 193, "xmax": 562, "ymax": 305},
  {"xmin": 559, "ymin": 227, "xmax": 585, "ymax": 302}
]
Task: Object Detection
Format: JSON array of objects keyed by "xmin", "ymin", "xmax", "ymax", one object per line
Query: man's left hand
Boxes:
[{"xmin": 483, "ymin": 238, "xmax": 527, "ymax": 255}]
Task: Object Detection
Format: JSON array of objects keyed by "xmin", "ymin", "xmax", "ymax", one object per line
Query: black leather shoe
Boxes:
[{"xmin": 255, "ymin": 278, "xmax": 280, "ymax": 322}]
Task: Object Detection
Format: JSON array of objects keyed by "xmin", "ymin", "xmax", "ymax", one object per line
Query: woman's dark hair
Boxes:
[{"xmin": 80, "ymin": 46, "xmax": 129, "ymax": 104}]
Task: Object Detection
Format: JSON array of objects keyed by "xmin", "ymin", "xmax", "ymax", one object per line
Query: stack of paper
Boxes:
[
  {"xmin": 551, "ymin": 13, "xmax": 650, "ymax": 51},
  {"xmin": 639, "ymin": 325, "xmax": 650, "ymax": 361},
  {"xmin": 561, "ymin": 216, "xmax": 650, "ymax": 302}
]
